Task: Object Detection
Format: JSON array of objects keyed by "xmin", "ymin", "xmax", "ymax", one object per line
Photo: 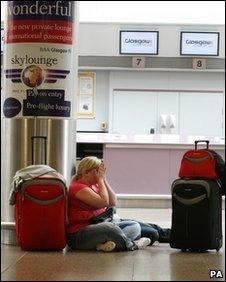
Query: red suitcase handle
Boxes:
[
  {"xmin": 24, "ymin": 193, "xmax": 64, "ymax": 205},
  {"xmin": 195, "ymin": 140, "xmax": 209, "ymax": 150}
]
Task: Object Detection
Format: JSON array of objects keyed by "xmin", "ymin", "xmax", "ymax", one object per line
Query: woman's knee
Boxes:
[
  {"xmin": 118, "ymin": 221, "xmax": 141, "ymax": 241},
  {"xmin": 96, "ymin": 222, "xmax": 122, "ymax": 236},
  {"xmin": 98, "ymin": 222, "xmax": 116, "ymax": 230},
  {"xmin": 66, "ymin": 223, "xmax": 123, "ymax": 250}
]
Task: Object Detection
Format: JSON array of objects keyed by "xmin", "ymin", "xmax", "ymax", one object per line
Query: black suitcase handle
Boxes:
[
  {"xmin": 195, "ymin": 140, "xmax": 209, "ymax": 150},
  {"xmin": 31, "ymin": 136, "xmax": 47, "ymax": 165}
]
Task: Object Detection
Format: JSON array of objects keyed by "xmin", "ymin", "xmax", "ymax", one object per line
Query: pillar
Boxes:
[{"xmin": 1, "ymin": 1, "xmax": 79, "ymax": 244}]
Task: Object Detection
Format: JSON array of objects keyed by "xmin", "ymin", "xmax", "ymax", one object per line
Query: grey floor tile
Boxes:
[{"xmin": 1, "ymin": 244, "xmax": 27, "ymax": 273}]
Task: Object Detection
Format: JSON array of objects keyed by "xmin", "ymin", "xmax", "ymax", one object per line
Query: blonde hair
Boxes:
[{"xmin": 72, "ymin": 156, "xmax": 102, "ymax": 181}]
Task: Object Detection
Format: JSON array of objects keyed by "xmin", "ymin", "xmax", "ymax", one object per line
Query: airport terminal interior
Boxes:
[{"xmin": 1, "ymin": 1, "xmax": 225, "ymax": 281}]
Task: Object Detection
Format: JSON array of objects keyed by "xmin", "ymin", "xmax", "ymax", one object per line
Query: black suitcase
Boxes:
[{"xmin": 170, "ymin": 179, "xmax": 222, "ymax": 252}]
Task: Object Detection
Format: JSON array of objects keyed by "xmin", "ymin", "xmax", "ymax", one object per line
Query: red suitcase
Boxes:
[
  {"xmin": 179, "ymin": 140, "xmax": 218, "ymax": 180},
  {"xmin": 14, "ymin": 171, "xmax": 67, "ymax": 251},
  {"xmin": 11, "ymin": 136, "xmax": 68, "ymax": 251}
]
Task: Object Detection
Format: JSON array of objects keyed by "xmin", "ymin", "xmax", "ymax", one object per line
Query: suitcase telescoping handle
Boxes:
[
  {"xmin": 31, "ymin": 136, "xmax": 47, "ymax": 165},
  {"xmin": 195, "ymin": 140, "xmax": 209, "ymax": 150}
]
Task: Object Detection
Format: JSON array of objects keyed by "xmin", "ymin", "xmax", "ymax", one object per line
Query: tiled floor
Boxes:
[{"xmin": 1, "ymin": 208, "xmax": 225, "ymax": 281}]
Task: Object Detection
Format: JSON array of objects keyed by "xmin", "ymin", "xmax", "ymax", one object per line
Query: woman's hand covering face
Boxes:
[{"xmin": 95, "ymin": 163, "xmax": 106, "ymax": 180}]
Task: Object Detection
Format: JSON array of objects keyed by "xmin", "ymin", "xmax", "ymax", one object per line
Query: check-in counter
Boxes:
[{"xmin": 77, "ymin": 133, "xmax": 225, "ymax": 195}]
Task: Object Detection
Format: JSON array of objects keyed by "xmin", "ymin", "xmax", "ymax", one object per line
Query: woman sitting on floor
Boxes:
[{"xmin": 67, "ymin": 156, "xmax": 171, "ymax": 252}]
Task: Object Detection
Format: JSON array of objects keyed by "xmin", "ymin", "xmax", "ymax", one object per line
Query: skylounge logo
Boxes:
[
  {"xmin": 7, "ymin": 1, "xmax": 72, "ymax": 18},
  {"xmin": 11, "ymin": 54, "xmax": 58, "ymax": 67}
]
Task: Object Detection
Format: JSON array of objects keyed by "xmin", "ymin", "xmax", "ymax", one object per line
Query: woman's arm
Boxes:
[
  {"xmin": 75, "ymin": 185, "xmax": 109, "ymax": 208},
  {"xmin": 104, "ymin": 178, "xmax": 117, "ymax": 206}
]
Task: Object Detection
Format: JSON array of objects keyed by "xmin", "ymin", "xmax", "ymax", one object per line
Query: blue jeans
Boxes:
[
  {"xmin": 124, "ymin": 220, "xmax": 171, "ymax": 243},
  {"xmin": 114, "ymin": 214, "xmax": 170, "ymax": 243},
  {"xmin": 67, "ymin": 221, "xmax": 140, "ymax": 251},
  {"xmin": 67, "ymin": 215, "xmax": 170, "ymax": 251}
]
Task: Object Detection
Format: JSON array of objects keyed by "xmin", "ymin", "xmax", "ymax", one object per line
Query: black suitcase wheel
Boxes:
[
  {"xmin": 189, "ymin": 248, "xmax": 207, "ymax": 253},
  {"xmin": 216, "ymin": 238, "xmax": 223, "ymax": 251},
  {"xmin": 181, "ymin": 249, "xmax": 187, "ymax": 252},
  {"xmin": 189, "ymin": 249, "xmax": 198, "ymax": 252}
]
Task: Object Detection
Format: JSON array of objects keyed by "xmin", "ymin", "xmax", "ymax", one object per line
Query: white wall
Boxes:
[
  {"xmin": 108, "ymin": 70, "xmax": 225, "ymax": 135},
  {"xmin": 76, "ymin": 71, "xmax": 110, "ymax": 131},
  {"xmin": 79, "ymin": 22, "xmax": 225, "ymax": 58},
  {"xmin": 76, "ymin": 69, "xmax": 225, "ymax": 135},
  {"xmin": 109, "ymin": 71, "xmax": 225, "ymax": 135},
  {"xmin": 109, "ymin": 70, "xmax": 225, "ymax": 90}
]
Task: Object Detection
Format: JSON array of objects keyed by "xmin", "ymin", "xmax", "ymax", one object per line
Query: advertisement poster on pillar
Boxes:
[{"xmin": 2, "ymin": 1, "xmax": 76, "ymax": 119}]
